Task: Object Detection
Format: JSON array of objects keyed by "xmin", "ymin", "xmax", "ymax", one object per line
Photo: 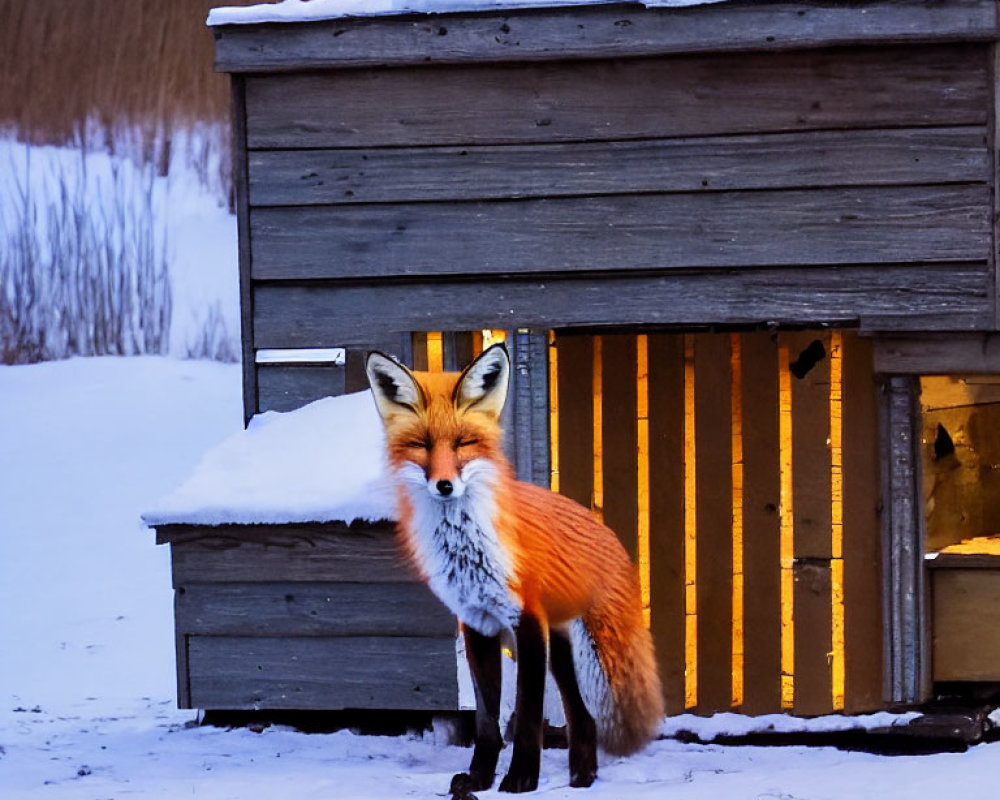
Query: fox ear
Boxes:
[
  {"xmin": 454, "ymin": 343, "xmax": 510, "ymax": 419},
  {"xmin": 366, "ymin": 351, "xmax": 425, "ymax": 421}
]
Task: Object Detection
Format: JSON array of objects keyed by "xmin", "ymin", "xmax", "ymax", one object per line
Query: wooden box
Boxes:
[
  {"xmin": 155, "ymin": 522, "xmax": 459, "ymax": 711},
  {"xmin": 930, "ymin": 549, "xmax": 1000, "ymax": 683}
]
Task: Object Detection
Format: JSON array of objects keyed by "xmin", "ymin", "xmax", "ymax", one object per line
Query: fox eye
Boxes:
[
  {"xmin": 406, "ymin": 438, "xmax": 431, "ymax": 450},
  {"xmin": 456, "ymin": 437, "xmax": 479, "ymax": 448}
]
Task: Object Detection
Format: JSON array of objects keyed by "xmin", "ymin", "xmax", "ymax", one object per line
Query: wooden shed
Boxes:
[{"xmin": 152, "ymin": 0, "xmax": 1000, "ymax": 720}]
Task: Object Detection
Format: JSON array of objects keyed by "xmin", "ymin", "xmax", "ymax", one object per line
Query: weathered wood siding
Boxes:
[
  {"xmin": 241, "ymin": 43, "xmax": 993, "ymax": 377},
  {"xmin": 156, "ymin": 523, "xmax": 459, "ymax": 711},
  {"xmin": 221, "ymin": 2, "xmax": 999, "ymax": 417}
]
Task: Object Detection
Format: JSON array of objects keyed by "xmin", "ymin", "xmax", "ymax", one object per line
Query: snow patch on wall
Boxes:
[{"xmin": 208, "ymin": 0, "xmax": 730, "ymax": 26}]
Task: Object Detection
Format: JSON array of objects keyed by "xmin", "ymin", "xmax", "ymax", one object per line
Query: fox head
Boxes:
[{"xmin": 366, "ymin": 343, "xmax": 511, "ymax": 503}]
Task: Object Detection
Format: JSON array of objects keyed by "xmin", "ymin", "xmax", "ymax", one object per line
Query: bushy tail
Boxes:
[{"xmin": 569, "ymin": 603, "xmax": 664, "ymax": 756}]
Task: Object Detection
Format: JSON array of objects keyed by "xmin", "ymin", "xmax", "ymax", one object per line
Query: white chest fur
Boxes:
[{"xmin": 399, "ymin": 461, "xmax": 522, "ymax": 637}]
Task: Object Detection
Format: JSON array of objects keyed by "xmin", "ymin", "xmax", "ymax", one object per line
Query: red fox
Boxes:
[{"xmin": 366, "ymin": 343, "xmax": 663, "ymax": 795}]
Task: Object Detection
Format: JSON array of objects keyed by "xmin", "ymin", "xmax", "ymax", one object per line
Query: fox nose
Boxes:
[{"xmin": 436, "ymin": 479, "xmax": 454, "ymax": 497}]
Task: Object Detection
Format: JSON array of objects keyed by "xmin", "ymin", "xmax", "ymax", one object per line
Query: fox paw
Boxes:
[
  {"xmin": 498, "ymin": 770, "xmax": 539, "ymax": 793},
  {"xmin": 450, "ymin": 771, "xmax": 492, "ymax": 798},
  {"xmin": 569, "ymin": 767, "xmax": 597, "ymax": 788}
]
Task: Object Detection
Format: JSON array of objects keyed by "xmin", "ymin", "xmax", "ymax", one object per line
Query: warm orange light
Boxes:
[
  {"xmin": 636, "ymin": 334, "xmax": 651, "ymax": 628},
  {"xmin": 830, "ymin": 331, "xmax": 845, "ymax": 711},
  {"xmin": 779, "ymin": 344, "xmax": 795, "ymax": 711},
  {"xmin": 482, "ymin": 329, "xmax": 507, "ymax": 348},
  {"xmin": 592, "ymin": 335, "xmax": 604, "ymax": 523},
  {"xmin": 684, "ymin": 334, "xmax": 698, "ymax": 709},
  {"xmin": 730, "ymin": 334, "xmax": 745, "ymax": 708},
  {"xmin": 427, "ymin": 331, "xmax": 444, "ymax": 372},
  {"xmin": 549, "ymin": 331, "xmax": 560, "ymax": 493}
]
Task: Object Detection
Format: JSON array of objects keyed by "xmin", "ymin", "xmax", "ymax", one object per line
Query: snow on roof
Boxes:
[
  {"xmin": 208, "ymin": 0, "xmax": 729, "ymax": 26},
  {"xmin": 143, "ymin": 390, "xmax": 397, "ymax": 528}
]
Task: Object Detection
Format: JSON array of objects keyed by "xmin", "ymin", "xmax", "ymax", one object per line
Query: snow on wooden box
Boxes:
[{"xmin": 145, "ymin": 392, "xmax": 461, "ymax": 712}]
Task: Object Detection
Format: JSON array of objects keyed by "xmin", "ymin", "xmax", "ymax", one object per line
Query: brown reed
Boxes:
[{"xmin": 0, "ymin": 0, "xmax": 257, "ymax": 145}]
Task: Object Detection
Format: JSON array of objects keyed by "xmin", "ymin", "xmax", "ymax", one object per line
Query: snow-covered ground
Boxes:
[{"xmin": 4, "ymin": 356, "xmax": 1000, "ymax": 798}]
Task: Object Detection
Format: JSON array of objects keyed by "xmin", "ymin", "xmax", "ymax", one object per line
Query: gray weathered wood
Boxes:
[
  {"xmin": 879, "ymin": 376, "xmax": 929, "ymax": 705},
  {"xmin": 250, "ymin": 185, "xmax": 991, "ymax": 281},
  {"xmin": 186, "ymin": 635, "xmax": 458, "ymax": 711},
  {"xmin": 160, "ymin": 524, "xmax": 413, "ymax": 586},
  {"xmin": 992, "ymin": 43, "xmax": 1000, "ymax": 331},
  {"xmin": 252, "ymin": 263, "xmax": 992, "ymax": 348},
  {"xmin": 257, "ymin": 364, "xmax": 347, "ymax": 412},
  {"xmin": 873, "ymin": 334, "xmax": 1000, "ymax": 374},
  {"xmin": 175, "ymin": 582, "xmax": 455, "ymax": 637},
  {"xmin": 231, "ymin": 77, "xmax": 256, "ymax": 427},
  {"xmin": 244, "ymin": 45, "xmax": 988, "ymax": 149},
  {"xmin": 214, "ymin": 0, "xmax": 1000, "ymax": 73},
  {"xmin": 247, "ymin": 127, "xmax": 989, "ymax": 207},
  {"xmin": 509, "ymin": 329, "xmax": 550, "ymax": 488}
]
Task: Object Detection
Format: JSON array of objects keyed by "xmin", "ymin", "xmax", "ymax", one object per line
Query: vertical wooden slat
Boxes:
[
  {"xmin": 555, "ymin": 334, "xmax": 594, "ymax": 511},
  {"xmin": 694, "ymin": 333, "xmax": 734, "ymax": 713},
  {"xmin": 648, "ymin": 334, "xmax": 687, "ymax": 715},
  {"xmin": 785, "ymin": 331, "xmax": 834, "ymax": 716},
  {"xmin": 740, "ymin": 331, "xmax": 782, "ymax": 715},
  {"xmin": 453, "ymin": 331, "xmax": 476, "ymax": 370},
  {"xmin": 510, "ymin": 330, "xmax": 550, "ymax": 488},
  {"xmin": 231, "ymin": 76, "xmax": 256, "ymax": 424},
  {"xmin": 880, "ymin": 374, "xmax": 930, "ymax": 705},
  {"xmin": 441, "ymin": 331, "xmax": 459, "ymax": 371},
  {"xmin": 411, "ymin": 332, "xmax": 429, "ymax": 371},
  {"xmin": 730, "ymin": 334, "xmax": 744, "ymax": 708},
  {"xmin": 842, "ymin": 333, "xmax": 885, "ymax": 712},
  {"xmin": 602, "ymin": 334, "xmax": 639, "ymax": 561}
]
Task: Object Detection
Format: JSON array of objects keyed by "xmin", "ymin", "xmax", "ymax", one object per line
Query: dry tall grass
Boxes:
[
  {"xmin": 0, "ymin": 0, "xmax": 256, "ymax": 149},
  {"xmin": 0, "ymin": 0, "xmax": 255, "ymax": 364}
]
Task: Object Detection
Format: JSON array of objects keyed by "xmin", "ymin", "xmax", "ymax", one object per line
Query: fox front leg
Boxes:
[
  {"xmin": 498, "ymin": 613, "xmax": 547, "ymax": 794},
  {"xmin": 450, "ymin": 626, "xmax": 502, "ymax": 798}
]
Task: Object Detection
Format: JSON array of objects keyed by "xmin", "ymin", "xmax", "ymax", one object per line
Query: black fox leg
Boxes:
[
  {"xmin": 549, "ymin": 628, "xmax": 598, "ymax": 788},
  {"xmin": 499, "ymin": 613, "xmax": 547, "ymax": 794},
  {"xmin": 450, "ymin": 626, "xmax": 502, "ymax": 798}
]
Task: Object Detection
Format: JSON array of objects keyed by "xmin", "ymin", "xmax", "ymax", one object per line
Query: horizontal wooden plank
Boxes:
[
  {"xmin": 161, "ymin": 524, "xmax": 417, "ymax": 585},
  {"xmin": 929, "ymin": 553, "xmax": 1000, "ymax": 569},
  {"xmin": 176, "ymin": 582, "xmax": 455, "ymax": 637},
  {"xmin": 247, "ymin": 127, "xmax": 988, "ymax": 207},
  {"xmin": 932, "ymin": 569, "xmax": 1000, "ymax": 681},
  {"xmin": 156, "ymin": 521, "xmax": 395, "ymax": 545},
  {"xmin": 187, "ymin": 635, "xmax": 458, "ymax": 710},
  {"xmin": 245, "ymin": 45, "xmax": 988, "ymax": 148},
  {"xmin": 257, "ymin": 364, "xmax": 346, "ymax": 412},
  {"xmin": 252, "ymin": 264, "xmax": 993, "ymax": 347},
  {"xmin": 251, "ymin": 185, "xmax": 991, "ymax": 280},
  {"xmin": 214, "ymin": 0, "xmax": 999, "ymax": 73},
  {"xmin": 874, "ymin": 334, "xmax": 1000, "ymax": 374}
]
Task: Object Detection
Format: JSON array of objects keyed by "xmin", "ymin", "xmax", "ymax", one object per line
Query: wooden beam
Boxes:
[
  {"xmin": 175, "ymin": 582, "xmax": 455, "ymax": 638},
  {"xmin": 251, "ymin": 264, "xmax": 993, "ymax": 348},
  {"xmin": 230, "ymin": 76, "xmax": 256, "ymax": 425},
  {"xmin": 187, "ymin": 635, "xmax": 458, "ymax": 711},
  {"xmin": 243, "ymin": 45, "xmax": 989, "ymax": 149},
  {"xmin": 250, "ymin": 186, "xmax": 992, "ymax": 281},
  {"xmin": 873, "ymin": 334, "xmax": 1000, "ymax": 374},
  {"xmin": 509, "ymin": 329, "xmax": 551, "ymax": 488},
  {"xmin": 247, "ymin": 128, "xmax": 988, "ymax": 207},
  {"xmin": 213, "ymin": 0, "xmax": 1000, "ymax": 73},
  {"xmin": 879, "ymin": 376, "xmax": 930, "ymax": 706}
]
